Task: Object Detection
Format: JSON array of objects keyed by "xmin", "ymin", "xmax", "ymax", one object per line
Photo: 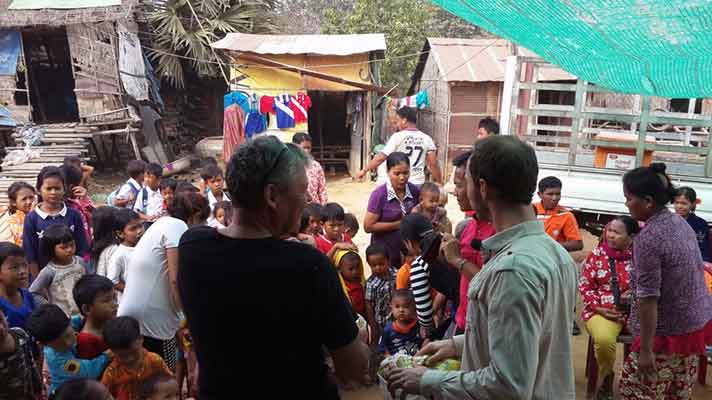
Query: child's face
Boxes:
[
  {"xmin": 307, "ymin": 215, "xmax": 321, "ymax": 235},
  {"xmin": 149, "ymin": 379, "xmax": 180, "ymax": 400},
  {"xmin": 48, "ymin": 325, "xmax": 76, "ymax": 351},
  {"xmin": 40, "ymin": 177, "xmax": 65, "ymax": 206},
  {"xmin": 215, "ymin": 208, "xmax": 226, "ymax": 226},
  {"xmin": 144, "ymin": 173, "xmax": 160, "ymax": 190},
  {"xmin": 324, "ymin": 219, "xmax": 345, "ymax": 241},
  {"xmin": 54, "ymin": 240, "xmax": 76, "ymax": 265},
  {"xmin": 674, "ymin": 195, "xmax": 693, "ymax": 217},
  {"xmin": 0, "ymin": 255, "xmax": 29, "ymax": 290},
  {"xmin": 420, "ymin": 190, "xmax": 440, "ymax": 214},
  {"xmin": 391, "ymin": 297, "xmax": 416, "ymax": 323},
  {"xmin": 85, "ymin": 289, "xmax": 118, "ymax": 323},
  {"xmin": 114, "ymin": 338, "xmax": 144, "ymax": 368},
  {"xmin": 12, "ymin": 187, "xmax": 35, "ymax": 214},
  {"xmin": 539, "ymin": 187, "xmax": 561, "ymax": 210},
  {"xmin": 208, "ymin": 175, "xmax": 224, "ymax": 194},
  {"xmin": 606, "ymin": 219, "xmax": 632, "ymax": 251},
  {"xmin": 118, "ymin": 219, "xmax": 144, "ymax": 247},
  {"xmin": 367, "ymin": 253, "xmax": 389, "ymax": 278},
  {"xmin": 339, "ymin": 257, "xmax": 362, "ymax": 283},
  {"xmin": 161, "ymin": 187, "xmax": 175, "ymax": 207}
]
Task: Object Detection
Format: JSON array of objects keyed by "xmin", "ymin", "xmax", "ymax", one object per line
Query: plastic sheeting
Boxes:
[
  {"xmin": 118, "ymin": 24, "xmax": 149, "ymax": 101},
  {"xmin": 0, "ymin": 31, "xmax": 21, "ymax": 76},
  {"xmin": 431, "ymin": 0, "xmax": 712, "ymax": 98}
]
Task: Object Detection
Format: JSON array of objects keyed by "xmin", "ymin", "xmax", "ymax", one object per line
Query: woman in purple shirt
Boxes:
[
  {"xmin": 620, "ymin": 163, "xmax": 712, "ymax": 400},
  {"xmin": 364, "ymin": 152, "xmax": 420, "ymax": 268}
]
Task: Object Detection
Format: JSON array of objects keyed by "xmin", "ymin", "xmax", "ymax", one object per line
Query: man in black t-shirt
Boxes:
[{"xmin": 178, "ymin": 136, "xmax": 369, "ymax": 399}]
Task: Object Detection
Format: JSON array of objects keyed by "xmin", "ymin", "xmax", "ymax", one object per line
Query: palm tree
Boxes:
[{"xmin": 145, "ymin": 0, "xmax": 276, "ymax": 88}]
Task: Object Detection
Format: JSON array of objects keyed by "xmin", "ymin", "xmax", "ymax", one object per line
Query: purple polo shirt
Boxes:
[
  {"xmin": 22, "ymin": 204, "xmax": 90, "ymax": 269},
  {"xmin": 367, "ymin": 182, "xmax": 420, "ymax": 268}
]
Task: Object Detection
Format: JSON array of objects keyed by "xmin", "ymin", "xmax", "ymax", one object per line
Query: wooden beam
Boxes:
[{"xmin": 233, "ymin": 52, "xmax": 390, "ymax": 95}]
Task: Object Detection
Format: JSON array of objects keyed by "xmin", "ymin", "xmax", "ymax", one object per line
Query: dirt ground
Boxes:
[{"xmin": 89, "ymin": 172, "xmax": 712, "ymax": 399}]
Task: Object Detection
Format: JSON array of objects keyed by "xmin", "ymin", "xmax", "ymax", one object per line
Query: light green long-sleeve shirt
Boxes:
[{"xmin": 420, "ymin": 221, "xmax": 577, "ymax": 399}]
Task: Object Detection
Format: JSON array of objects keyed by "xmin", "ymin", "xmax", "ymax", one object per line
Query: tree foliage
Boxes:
[
  {"xmin": 321, "ymin": 0, "xmax": 483, "ymax": 89},
  {"xmin": 146, "ymin": 0, "xmax": 277, "ymax": 88}
]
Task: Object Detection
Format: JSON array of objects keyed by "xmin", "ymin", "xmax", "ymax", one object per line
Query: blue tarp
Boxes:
[
  {"xmin": 0, "ymin": 31, "xmax": 21, "ymax": 76},
  {"xmin": 0, "ymin": 107, "xmax": 17, "ymax": 127}
]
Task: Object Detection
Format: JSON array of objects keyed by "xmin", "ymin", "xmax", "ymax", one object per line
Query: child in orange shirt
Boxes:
[{"xmin": 535, "ymin": 176, "xmax": 583, "ymax": 252}]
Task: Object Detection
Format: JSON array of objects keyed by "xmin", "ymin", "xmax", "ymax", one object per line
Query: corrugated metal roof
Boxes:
[
  {"xmin": 211, "ymin": 33, "xmax": 386, "ymax": 56},
  {"xmin": 423, "ymin": 37, "xmax": 573, "ymax": 83}
]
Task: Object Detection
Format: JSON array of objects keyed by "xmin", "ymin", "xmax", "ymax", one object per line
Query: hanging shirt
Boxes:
[
  {"xmin": 223, "ymin": 92, "xmax": 250, "ymax": 114},
  {"xmin": 259, "ymin": 95, "xmax": 274, "ymax": 114},
  {"xmin": 380, "ymin": 128, "xmax": 437, "ymax": 185},
  {"xmin": 290, "ymin": 92, "xmax": 312, "ymax": 124},
  {"xmin": 273, "ymin": 94, "xmax": 295, "ymax": 129},
  {"xmin": 245, "ymin": 97, "xmax": 267, "ymax": 138}
]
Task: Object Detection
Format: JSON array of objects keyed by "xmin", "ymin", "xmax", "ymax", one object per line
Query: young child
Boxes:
[
  {"xmin": 315, "ymin": 202, "xmax": 356, "ymax": 260},
  {"xmin": 334, "ymin": 250, "xmax": 366, "ymax": 318},
  {"xmin": 92, "ymin": 206, "xmax": 118, "ymax": 277},
  {"xmin": 53, "ymin": 378, "xmax": 113, "ymax": 400},
  {"xmin": 674, "ymin": 186, "xmax": 711, "ymax": 262},
  {"xmin": 295, "ymin": 204, "xmax": 321, "ymax": 247},
  {"xmin": 25, "ymin": 304, "xmax": 111, "ymax": 396},
  {"xmin": 198, "ymin": 157, "xmax": 219, "ymax": 195},
  {"xmin": 63, "ymin": 155, "xmax": 94, "ymax": 188},
  {"xmin": 159, "ymin": 178, "xmax": 177, "ymax": 212},
  {"xmin": 73, "ymin": 274, "xmax": 117, "ymax": 359},
  {"xmin": 107, "ymin": 209, "xmax": 143, "ymax": 303},
  {"xmin": 0, "ymin": 309, "xmax": 42, "ymax": 400},
  {"xmin": 0, "ymin": 242, "xmax": 35, "ymax": 330},
  {"xmin": 364, "ymin": 243, "xmax": 396, "ymax": 346},
  {"xmin": 579, "ymin": 216, "xmax": 639, "ymax": 398},
  {"xmin": 61, "ymin": 164, "xmax": 95, "ymax": 243},
  {"xmin": 534, "ymin": 176, "xmax": 583, "ymax": 252},
  {"xmin": 29, "ymin": 224, "xmax": 89, "ymax": 316},
  {"xmin": 344, "ymin": 212, "xmax": 360, "ymax": 239},
  {"xmin": 101, "ymin": 316, "xmax": 172, "ymax": 400},
  {"xmin": 378, "ymin": 289, "xmax": 422, "ymax": 356},
  {"xmin": 138, "ymin": 373, "xmax": 180, "ymax": 400},
  {"xmin": 113, "ymin": 160, "xmax": 146, "ymax": 209},
  {"xmin": 5, "ymin": 181, "xmax": 35, "ymax": 246},
  {"xmin": 411, "ymin": 183, "xmax": 452, "ymax": 234},
  {"xmin": 134, "ymin": 162, "xmax": 164, "ymax": 225},
  {"xmin": 209, "ymin": 201, "xmax": 233, "ymax": 229},
  {"xmin": 23, "ymin": 166, "xmax": 90, "ymax": 277},
  {"xmin": 203, "ymin": 165, "xmax": 231, "ymax": 225}
]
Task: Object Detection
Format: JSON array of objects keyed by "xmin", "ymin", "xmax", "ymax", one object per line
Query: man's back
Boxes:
[
  {"xmin": 465, "ymin": 220, "xmax": 577, "ymax": 399},
  {"xmin": 382, "ymin": 129, "xmax": 436, "ymax": 184}
]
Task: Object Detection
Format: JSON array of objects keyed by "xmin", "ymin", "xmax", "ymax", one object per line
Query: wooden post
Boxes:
[
  {"xmin": 500, "ymin": 56, "xmax": 521, "ymax": 135},
  {"xmin": 568, "ymin": 79, "xmax": 587, "ymax": 166},
  {"xmin": 684, "ymin": 98, "xmax": 696, "ymax": 147},
  {"xmin": 636, "ymin": 96, "xmax": 651, "ymax": 167}
]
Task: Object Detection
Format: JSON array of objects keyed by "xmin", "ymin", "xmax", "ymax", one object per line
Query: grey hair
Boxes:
[{"xmin": 226, "ymin": 135, "xmax": 307, "ymax": 209}]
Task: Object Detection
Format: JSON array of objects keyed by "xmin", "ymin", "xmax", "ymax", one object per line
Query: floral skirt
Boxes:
[{"xmin": 619, "ymin": 351, "xmax": 697, "ymax": 400}]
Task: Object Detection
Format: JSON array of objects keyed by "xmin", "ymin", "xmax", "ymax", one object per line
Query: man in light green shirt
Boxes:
[{"xmin": 384, "ymin": 135, "xmax": 577, "ymax": 399}]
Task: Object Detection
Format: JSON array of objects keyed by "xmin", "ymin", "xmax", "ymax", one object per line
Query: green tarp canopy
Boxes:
[{"xmin": 431, "ymin": 0, "xmax": 712, "ymax": 98}]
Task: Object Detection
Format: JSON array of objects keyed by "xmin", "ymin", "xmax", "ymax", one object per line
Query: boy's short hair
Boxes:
[
  {"xmin": 54, "ymin": 378, "xmax": 102, "ymax": 400},
  {"xmin": 41, "ymin": 224, "xmax": 75, "ymax": 261},
  {"xmin": 478, "ymin": 117, "xmax": 500, "ymax": 135},
  {"xmin": 344, "ymin": 213, "xmax": 359, "ymax": 235},
  {"xmin": 103, "ymin": 316, "xmax": 141, "ymax": 350},
  {"xmin": 159, "ymin": 178, "xmax": 178, "ymax": 192},
  {"xmin": 469, "ymin": 135, "xmax": 538, "ymax": 205},
  {"xmin": 0, "ymin": 242, "xmax": 24, "ymax": 270},
  {"xmin": 201, "ymin": 157, "xmax": 218, "ymax": 168},
  {"xmin": 292, "ymin": 132, "xmax": 312, "ymax": 144},
  {"xmin": 320, "ymin": 202, "xmax": 345, "ymax": 223},
  {"xmin": 538, "ymin": 176, "xmax": 563, "ymax": 193},
  {"xmin": 126, "ymin": 160, "xmax": 147, "ymax": 180},
  {"xmin": 365, "ymin": 243, "xmax": 388, "ymax": 260},
  {"xmin": 391, "ymin": 289, "xmax": 415, "ymax": 305},
  {"xmin": 60, "ymin": 165, "xmax": 82, "ymax": 188},
  {"xmin": 201, "ymin": 165, "xmax": 223, "ymax": 181},
  {"xmin": 452, "ymin": 151, "xmax": 472, "ymax": 168},
  {"xmin": 396, "ymin": 107, "xmax": 417, "ymax": 123},
  {"xmin": 62, "ymin": 156, "xmax": 82, "ymax": 169},
  {"xmin": 176, "ymin": 181, "xmax": 199, "ymax": 194},
  {"xmin": 26, "ymin": 304, "xmax": 69, "ymax": 343},
  {"xmin": 420, "ymin": 182, "xmax": 440, "ymax": 197},
  {"xmin": 138, "ymin": 373, "xmax": 175, "ymax": 399},
  {"xmin": 145, "ymin": 163, "xmax": 163, "ymax": 178},
  {"xmin": 73, "ymin": 275, "xmax": 114, "ymax": 316}
]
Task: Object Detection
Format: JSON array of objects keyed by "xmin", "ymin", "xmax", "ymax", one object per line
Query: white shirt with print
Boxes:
[{"xmin": 380, "ymin": 129, "xmax": 437, "ymax": 184}]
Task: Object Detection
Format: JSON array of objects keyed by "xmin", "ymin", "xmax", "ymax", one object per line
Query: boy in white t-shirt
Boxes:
[
  {"xmin": 357, "ymin": 107, "xmax": 441, "ymax": 185},
  {"xmin": 134, "ymin": 163, "xmax": 164, "ymax": 225}
]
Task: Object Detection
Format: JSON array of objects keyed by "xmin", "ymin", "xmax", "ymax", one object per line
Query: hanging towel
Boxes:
[
  {"xmin": 259, "ymin": 95, "xmax": 275, "ymax": 114},
  {"xmin": 290, "ymin": 92, "xmax": 312, "ymax": 124},
  {"xmin": 223, "ymin": 104, "xmax": 245, "ymax": 162},
  {"xmin": 397, "ymin": 90, "xmax": 430, "ymax": 109},
  {"xmin": 273, "ymin": 94, "xmax": 295, "ymax": 129}
]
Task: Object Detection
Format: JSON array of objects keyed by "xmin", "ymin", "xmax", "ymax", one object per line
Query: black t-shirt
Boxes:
[{"xmin": 178, "ymin": 226, "xmax": 358, "ymax": 400}]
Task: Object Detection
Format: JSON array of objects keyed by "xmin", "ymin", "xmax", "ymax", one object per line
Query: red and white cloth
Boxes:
[
  {"xmin": 223, "ymin": 104, "xmax": 245, "ymax": 162},
  {"xmin": 290, "ymin": 92, "xmax": 312, "ymax": 124}
]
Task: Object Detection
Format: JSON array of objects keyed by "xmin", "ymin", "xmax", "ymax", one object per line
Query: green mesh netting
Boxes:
[{"xmin": 431, "ymin": 0, "xmax": 712, "ymax": 98}]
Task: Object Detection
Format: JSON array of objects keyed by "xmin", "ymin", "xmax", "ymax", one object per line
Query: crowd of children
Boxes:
[{"xmin": 0, "ymin": 156, "xmax": 231, "ymax": 400}]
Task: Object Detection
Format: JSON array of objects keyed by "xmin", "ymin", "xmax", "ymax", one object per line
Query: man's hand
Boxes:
[
  {"xmin": 416, "ymin": 339, "xmax": 458, "ymax": 366},
  {"xmin": 441, "ymin": 234, "xmax": 461, "ymax": 266},
  {"xmin": 72, "ymin": 186, "xmax": 88, "ymax": 199},
  {"xmin": 384, "ymin": 366, "xmax": 427, "ymax": 396}
]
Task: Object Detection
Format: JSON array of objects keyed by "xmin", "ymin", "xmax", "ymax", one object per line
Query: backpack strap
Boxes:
[
  {"xmin": 608, "ymin": 257, "xmax": 622, "ymax": 308},
  {"xmin": 141, "ymin": 187, "xmax": 148, "ymax": 210}
]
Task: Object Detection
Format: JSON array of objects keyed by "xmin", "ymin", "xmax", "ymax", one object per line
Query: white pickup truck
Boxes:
[{"xmin": 500, "ymin": 56, "xmax": 712, "ymax": 224}]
